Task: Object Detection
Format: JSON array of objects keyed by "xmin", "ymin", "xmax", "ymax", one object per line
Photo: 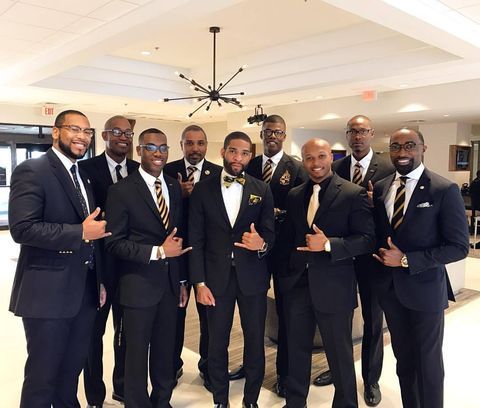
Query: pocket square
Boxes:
[
  {"xmin": 248, "ymin": 194, "xmax": 262, "ymax": 205},
  {"xmin": 417, "ymin": 201, "xmax": 433, "ymax": 208}
]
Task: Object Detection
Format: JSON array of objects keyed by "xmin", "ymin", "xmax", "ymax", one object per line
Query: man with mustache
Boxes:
[
  {"xmin": 189, "ymin": 131, "xmax": 275, "ymax": 408},
  {"xmin": 372, "ymin": 127, "xmax": 469, "ymax": 408}
]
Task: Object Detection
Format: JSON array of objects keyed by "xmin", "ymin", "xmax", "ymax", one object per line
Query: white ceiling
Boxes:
[{"xmin": 1, "ymin": 0, "xmax": 480, "ymax": 132}]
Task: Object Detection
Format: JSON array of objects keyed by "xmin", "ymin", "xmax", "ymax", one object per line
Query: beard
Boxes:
[
  {"xmin": 59, "ymin": 138, "xmax": 87, "ymax": 161},
  {"xmin": 223, "ymin": 158, "xmax": 247, "ymax": 176},
  {"xmin": 393, "ymin": 158, "xmax": 414, "ymax": 175}
]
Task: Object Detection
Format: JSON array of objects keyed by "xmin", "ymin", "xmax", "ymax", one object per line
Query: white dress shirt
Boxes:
[
  {"xmin": 262, "ymin": 150, "xmax": 284, "ymax": 177},
  {"xmin": 221, "ymin": 169, "xmax": 243, "ymax": 227},
  {"xmin": 105, "ymin": 152, "xmax": 127, "ymax": 183},
  {"xmin": 349, "ymin": 148, "xmax": 373, "ymax": 182},
  {"xmin": 183, "ymin": 158, "xmax": 204, "ymax": 184},
  {"xmin": 385, "ymin": 163, "xmax": 425, "ymax": 222}
]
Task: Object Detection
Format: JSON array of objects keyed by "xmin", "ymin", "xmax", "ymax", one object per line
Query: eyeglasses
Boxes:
[
  {"xmin": 262, "ymin": 129, "xmax": 286, "ymax": 137},
  {"xmin": 105, "ymin": 128, "xmax": 134, "ymax": 138},
  {"xmin": 226, "ymin": 147, "xmax": 251, "ymax": 158},
  {"xmin": 346, "ymin": 128, "xmax": 372, "ymax": 137},
  {"xmin": 139, "ymin": 144, "xmax": 169, "ymax": 153},
  {"xmin": 389, "ymin": 142, "xmax": 423, "ymax": 153},
  {"xmin": 57, "ymin": 125, "xmax": 95, "ymax": 137}
]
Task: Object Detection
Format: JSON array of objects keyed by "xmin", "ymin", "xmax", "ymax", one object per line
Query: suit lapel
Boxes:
[
  {"xmin": 313, "ymin": 175, "xmax": 341, "ymax": 224},
  {"xmin": 362, "ymin": 154, "xmax": 379, "ymax": 187},
  {"xmin": 97, "ymin": 152, "xmax": 115, "ymax": 185},
  {"xmin": 234, "ymin": 175, "xmax": 253, "ymax": 228},
  {"xmin": 211, "ymin": 175, "xmax": 231, "ymax": 227},
  {"xmin": 378, "ymin": 174, "xmax": 395, "ymax": 236},
  {"xmin": 132, "ymin": 171, "xmax": 165, "ymax": 226},
  {"xmin": 79, "ymin": 167, "xmax": 95, "ymax": 214},
  {"xmin": 200, "ymin": 161, "xmax": 214, "ymax": 181},
  {"xmin": 399, "ymin": 170, "xmax": 431, "ymax": 229},
  {"xmin": 248, "ymin": 156, "xmax": 263, "ymax": 180},
  {"xmin": 336, "ymin": 156, "xmax": 351, "ymax": 180}
]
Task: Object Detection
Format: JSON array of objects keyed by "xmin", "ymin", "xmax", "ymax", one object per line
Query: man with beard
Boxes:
[
  {"xmin": 372, "ymin": 128, "xmax": 469, "ymax": 408},
  {"xmin": 8, "ymin": 109, "xmax": 109, "ymax": 407},
  {"xmin": 79, "ymin": 115, "xmax": 139, "ymax": 406},
  {"xmin": 164, "ymin": 124, "xmax": 221, "ymax": 390},
  {"xmin": 245, "ymin": 114, "xmax": 308, "ymax": 396},
  {"xmin": 314, "ymin": 115, "xmax": 394, "ymax": 407},
  {"xmin": 105, "ymin": 128, "xmax": 190, "ymax": 407},
  {"xmin": 189, "ymin": 131, "xmax": 275, "ymax": 408}
]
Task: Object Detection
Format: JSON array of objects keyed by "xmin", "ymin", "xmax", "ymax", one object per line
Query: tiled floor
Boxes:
[{"xmin": 1, "ymin": 230, "xmax": 479, "ymax": 407}]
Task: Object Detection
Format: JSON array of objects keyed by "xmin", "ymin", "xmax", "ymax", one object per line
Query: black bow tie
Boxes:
[{"xmin": 223, "ymin": 174, "xmax": 245, "ymax": 188}]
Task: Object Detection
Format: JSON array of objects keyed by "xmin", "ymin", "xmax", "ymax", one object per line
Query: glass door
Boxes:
[{"xmin": 0, "ymin": 144, "xmax": 12, "ymax": 228}]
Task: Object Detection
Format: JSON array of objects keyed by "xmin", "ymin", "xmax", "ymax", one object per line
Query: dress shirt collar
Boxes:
[
  {"xmin": 139, "ymin": 165, "xmax": 166, "ymax": 187},
  {"xmin": 352, "ymin": 148, "xmax": 373, "ymax": 169},
  {"xmin": 183, "ymin": 158, "xmax": 204, "ymax": 172},
  {"xmin": 105, "ymin": 151, "xmax": 126, "ymax": 172},
  {"xmin": 262, "ymin": 150, "xmax": 284, "ymax": 167},
  {"xmin": 52, "ymin": 146, "xmax": 77, "ymax": 172},
  {"xmin": 394, "ymin": 162, "xmax": 425, "ymax": 182}
]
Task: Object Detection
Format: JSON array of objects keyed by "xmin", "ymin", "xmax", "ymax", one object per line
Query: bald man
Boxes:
[{"xmin": 277, "ymin": 139, "xmax": 375, "ymax": 408}]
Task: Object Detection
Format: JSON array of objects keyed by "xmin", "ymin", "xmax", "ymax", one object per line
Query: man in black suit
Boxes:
[
  {"xmin": 372, "ymin": 128, "xmax": 469, "ymax": 408},
  {"xmin": 278, "ymin": 138, "xmax": 375, "ymax": 408},
  {"xmin": 8, "ymin": 109, "xmax": 109, "ymax": 407},
  {"xmin": 315, "ymin": 115, "xmax": 394, "ymax": 406},
  {"xmin": 245, "ymin": 114, "xmax": 308, "ymax": 396},
  {"xmin": 105, "ymin": 128, "xmax": 191, "ymax": 408},
  {"xmin": 79, "ymin": 115, "xmax": 139, "ymax": 406},
  {"xmin": 164, "ymin": 124, "xmax": 222, "ymax": 389},
  {"xmin": 189, "ymin": 131, "xmax": 275, "ymax": 408}
]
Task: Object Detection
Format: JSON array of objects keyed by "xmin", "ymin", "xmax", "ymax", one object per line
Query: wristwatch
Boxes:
[{"xmin": 400, "ymin": 254, "xmax": 409, "ymax": 268}]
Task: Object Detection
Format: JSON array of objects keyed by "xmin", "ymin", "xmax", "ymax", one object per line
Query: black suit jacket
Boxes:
[
  {"xmin": 278, "ymin": 174, "xmax": 375, "ymax": 313},
  {"xmin": 247, "ymin": 152, "xmax": 308, "ymax": 211},
  {"xmin": 104, "ymin": 170, "xmax": 185, "ymax": 308},
  {"xmin": 373, "ymin": 168, "xmax": 469, "ymax": 312},
  {"xmin": 9, "ymin": 148, "xmax": 103, "ymax": 318},
  {"xmin": 188, "ymin": 173, "xmax": 275, "ymax": 296}
]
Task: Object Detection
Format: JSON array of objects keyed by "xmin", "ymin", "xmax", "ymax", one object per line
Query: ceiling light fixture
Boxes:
[{"xmin": 163, "ymin": 26, "xmax": 246, "ymax": 117}]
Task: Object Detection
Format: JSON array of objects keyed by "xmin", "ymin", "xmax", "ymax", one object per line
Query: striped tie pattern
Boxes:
[
  {"xmin": 391, "ymin": 176, "xmax": 408, "ymax": 230},
  {"xmin": 155, "ymin": 179, "xmax": 170, "ymax": 230},
  {"xmin": 187, "ymin": 165, "xmax": 197, "ymax": 183},
  {"xmin": 262, "ymin": 159, "xmax": 273, "ymax": 183},
  {"xmin": 352, "ymin": 162, "xmax": 362, "ymax": 185}
]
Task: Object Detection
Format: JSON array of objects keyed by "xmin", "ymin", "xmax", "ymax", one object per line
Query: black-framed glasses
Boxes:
[
  {"xmin": 262, "ymin": 129, "xmax": 286, "ymax": 137},
  {"xmin": 139, "ymin": 144, "xmax": 169, "ymax": 153},
  {"xmin": 105, "ymin": 128, "xmax": 134, "ymax": 138},
  {"xmin": 346, "ymin": 128, "xmax": 372, "ymax": 137},
  {"xmin": 56, "ymin": 125, "xmax": 95, "ymax": 137},
  {"xmin": 389, "ymin": 142, "xmax": 423, "ymax": 153}
]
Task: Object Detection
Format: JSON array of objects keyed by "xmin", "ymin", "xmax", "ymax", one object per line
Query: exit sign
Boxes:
[{"xmin": 42, "ymin": 104, "xmax": 55, "ymax": 116}]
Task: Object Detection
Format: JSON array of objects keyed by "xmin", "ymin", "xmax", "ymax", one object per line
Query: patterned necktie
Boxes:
[
  {"xmin": 187, "ymin": 166, "xmax": 197, "ymax": 183},
  {"xmin": 352, "ymin": 162, "xmax": 362, "ymax": 185},
  {"xmin": 115, "ymin": 164, "xmax": 123, "ymax": 182},
  {"xmin": 223, "ymin": 174, "xmax": 246, "ymax": 188},
  {"xmin": 262, "ymin": 159, "xmax": 273, "ymax": 183},
  {"xmin": 307, "ymin": 184, "xmax": 321, "ymax": 227},
  {"xmin": 154, "ymin": 179, "xmax": 170, "ymax": 230},
  {"xmin": 391, "ymin": 176, "xmax": 408, "ymax": 230}
]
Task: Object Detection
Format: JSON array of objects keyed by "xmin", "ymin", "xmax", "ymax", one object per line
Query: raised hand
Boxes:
[
  {"xmin": 162, "ymin": 227, "xmax": 192, "ymax": 257},
  {"xmin": 234, "ymin": 223, "xmax": 265, "ymax": 251},
  {"xmin": 367, "ymin": 180, "xmax": 374, "ymax": 207},
  {"xmin": 373, "ymin": 236, "xmax": 403, "ymax": 266},
  {"xmin": 82, "ymin": 207, "xmax": 112, "ymax": 241},
  {"xmin": 297, "ymin": 224, "xmax": 329, "ymax": 252},
  {"xmin": 177, "ymin": 172, "xmax": 194, "ymax": 197}
]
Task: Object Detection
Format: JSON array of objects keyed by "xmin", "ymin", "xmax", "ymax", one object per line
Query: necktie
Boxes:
[
  {"xmin": 352, "ymin": 162, "xmax": 362, "ymax": 185},
  {"xmin": 155, "ymin": 179, "xmax": 170, "ymax": 230},
  {"xmin": 391, "ymin": 176, "xmax": 408, "ymax": 230},
  {"xmin": 223, "ymin": 174, "xmax": 246, "ymax": 188},
  {"xmin": 187, "ymin": 166, "xmax": 197, "ymax": 183},
  {"xmin": 307, "ymin": 184, "xmax": 321, "ymax": 227},
  {"xmin": 115, "ymin": 164, "xmax": 123, "ymax": 182},
  {"xmin": 262, "ymin": 159, "xmax": 273, "ymax": 183}
]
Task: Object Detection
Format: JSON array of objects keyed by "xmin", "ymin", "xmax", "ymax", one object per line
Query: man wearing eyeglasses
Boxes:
[
  {"xmin": 9, "ymin": 110, "xmax": 110, "ymax": 407},
  {"xmin": 314, "ymin": 115, "xmax": 394, "ymax": 406},
  {"xmin": 79, "ymin": 115, "xmax": 139, "ymax": 407},
  {"xmin": 245, "ymin": 114, "xmax": 308, "ymax": 396},
  {"xmin": 189, "ymin": 132, "xmax": 275, "ymax": 408},
  {"xmin": 372, "ymin": 128, "xmax": 469, "ymax": 408},
  {"xmin": 164, "ymin": 125, "xmax": 222, "ymax": 391},
  {"xmin": 105, "ymin": 128, "xmax": 191, "ymax": 407}
]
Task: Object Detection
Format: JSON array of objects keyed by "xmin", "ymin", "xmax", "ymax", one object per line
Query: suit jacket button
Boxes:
[
  {"xmin": 84, "ymin": 261, "xmax": 89, "ymax": 265},
  {"xmin": 165, "ymin": 261, "xmax": 169, "ymax": 265}
]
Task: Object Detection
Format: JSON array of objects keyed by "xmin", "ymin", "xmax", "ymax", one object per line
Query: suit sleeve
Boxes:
[
  {"xmin": 258, "ymin": 184, "xmax": 275, "ymax": 256},
  {"xmin": 329, "ymin": 188, "xmax": 376, "ymax": 262},
  {"xmin": 9, "ymin": 161, "xmax": 82, "ymax": 250},
  {"xmin": 188, "ymin": 185, "xmax": 206, "ymax": 284},
  {"xmin": 406, "ymin": 183, "xmax": 469, "ymax": 274}
]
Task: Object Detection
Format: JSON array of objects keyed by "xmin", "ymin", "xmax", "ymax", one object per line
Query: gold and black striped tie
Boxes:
[
  {"xmin": 262, "ymin": 159, "xmax": 273, "ymax": 183},
  {"xmin": 155, "ymin": 179, "xmax": 170, "ymax": 230},
  {"xmin": 391, "ymin": 176, "xmax": 408, "ymax": 230},
  {"xmin": 187, "ymin": 165, "xmax": 197, "ymax": 183},
  {"xmin": 352, "ymin": 162, "xmax": 362, "ymax": 185}
]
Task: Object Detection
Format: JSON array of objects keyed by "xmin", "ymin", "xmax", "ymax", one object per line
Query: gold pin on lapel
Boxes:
[
  {"xmin": 205, "ymin": 170, "xmax": 210, "ymax": 175},
  {"xmin": 420, "ymin": 186, "xmax": 424, "ymax": 189}
]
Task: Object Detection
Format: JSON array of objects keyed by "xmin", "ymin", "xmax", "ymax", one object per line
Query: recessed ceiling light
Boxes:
[
  {"xmin": 141, "ymin": 51, "xmax": 151, "ymax": 56},
  {"xmin": 318, "ymin": 113, "xmax": 340, "ymax": 121},
  {"xmin": 399, "ymin": 84, "xmax": 408, "ymax": 88},
  {"xmin": 315, "ymin": 95, "xmax": 324, "ymax": 99},
  {"xmin": 443, "ymin": 114, "xmax": 450, "ymax": 117},
  {"xmin": 300, "ymin": 126, "xmax": 305, "ymax": 129}
]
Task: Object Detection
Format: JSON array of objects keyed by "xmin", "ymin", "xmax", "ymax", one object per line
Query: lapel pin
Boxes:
[
  {"xmin": 205, "ymin": 170, "xmax": 210, "ymax": 175},
  {"xmin": 420, "ymin": 185, "xmax": 424, "ymax": 190},
  {"xmin": 87, "ymin": 179, "xmax": 91, "ymax": 184}
]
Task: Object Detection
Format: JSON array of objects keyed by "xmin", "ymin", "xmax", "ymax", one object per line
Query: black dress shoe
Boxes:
[
  {"xmin": 213, "ymin": 403, "xmax": 229, "ymax": 408},
  {"xmin": 86, "ymin": 405, "xmax": 102, "ymax": 408},
  {"xmin": 228, "ymin": 364, "xmax": 245, "ymax": 381},
  {"xmin": 364, "ymin": 383, "xmax": 381, "ymax": 406},
  {"xmin": 203, "ymin": 375, "xmax": 213, "ymax": 393},
  {"xmin": 313, "ymin": 370, "xmax": 333, "ymax": 386},
  {"xmin": 112, "ymin": 392, "xmax": 124, "ymax": 403},
  {"xmin": 242, "ymin": 400, "xmax": 259, "ymax": 408},
  {"xmin": 274, "ymin": 376, "xmax": 286, "ymax": 398}
]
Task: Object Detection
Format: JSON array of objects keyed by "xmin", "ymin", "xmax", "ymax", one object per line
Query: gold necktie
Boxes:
[
  {"xmin": 352, "ymin": 162, "xmax": 362, "ymax": 185},
  {"xmin": 391, "ymin": 176, "xmax": 408, "ymax": 230},
  {"xmin": 223, "ymin": 174, "xmax": 246, "ymax": 188},
  {"xmin": 307, "ymin": 184, "xmax": 321, "ymax": 227},
  {"xmin": 154, "ymin": 179, "xmax": 170, "ymax": 230},
  {"xmin": 187, "ymin": 166, "xmax": 197, "ymax": 183},
  {"xmin": 262, "ymin": 159, "xmax": 273, "ymax": 183}
]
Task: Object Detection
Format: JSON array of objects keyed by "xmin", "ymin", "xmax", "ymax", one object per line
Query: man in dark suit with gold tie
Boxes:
[
  {"xmin": 315, "ymin": 115, "xmax": 394, "ymax": 406},
  {"xmin": 372, "ymin": 128, "xmax": 469, "ymax": 408},
  {"xmin": 79, "ymin": 115, "xmax": 139, "ymax": 406},
  {"xmin": 189, "ymin": 131, "xmax": 275, "ymax": 408}
]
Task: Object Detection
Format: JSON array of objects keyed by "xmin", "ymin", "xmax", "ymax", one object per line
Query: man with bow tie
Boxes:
[
  {"xmin": 189, "ymin": 131, "xmax": 275, "ymax": 408},
  {"xmin": 372, "ymin": 128, "xmax": 469, "ymax": 408},
  {"xmin": 164, "ymin": 125, "xmax": 221, "ymax": 390}
]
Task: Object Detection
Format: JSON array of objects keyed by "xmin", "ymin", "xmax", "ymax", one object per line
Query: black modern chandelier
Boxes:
[{"xmin": 163, "ymin": 26, "xmax": 245, "ymax": 117}]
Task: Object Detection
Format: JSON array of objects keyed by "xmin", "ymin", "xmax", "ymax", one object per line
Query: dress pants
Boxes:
[
  {"xmin": 272, "ymin": 271, "xmax": 288, "ymax": 379},
  {"xmin": 379, "ymin": 283, "xmax": 445, "ymax": 408},
  {"xmin": 284, "ymin": 284, "xmax": 358, "ymax": 408},
  {"xmin": 207, "ymin": 267, "xmax": 267, "ymax": 405},
  {"xmin": 20, "ymin": 269, "xmax": 97, "ymax": 408},
  {"xmin": 123, "ymin": 291, "xmax": 177, "ymax": 408}
]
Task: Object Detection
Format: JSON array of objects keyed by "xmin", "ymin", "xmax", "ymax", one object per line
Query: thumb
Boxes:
[
  {"xmin": 368, "ymin": 180, "xmax": 374, "ymax": 192},
  {"xmin": 87, "ymin": 207, "xmax": 101, "ymax": 219},
  {"xmin": 387, "ymin": 236, "xmax": 397, "ymax": 249},
  {"xmin": 250, "ymin": 223, "xmax": 257, "ymax": 234},
  {"xmin": 167, "ymin": 227, "xmax": 178, "ymax": 239},
  {"xmin": 312, "ymin": 224, "xmax": 321, "ymax": 234},
  {"xmin": 177, "ymin": 173, "xmax": 183, "ymax": 183}
]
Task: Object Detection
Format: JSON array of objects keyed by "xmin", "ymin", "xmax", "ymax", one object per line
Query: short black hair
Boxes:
[
  {"xmin": 54, "ymin": 110, "xmax": 87, "ymax": 127},
  {"xmin": 104, "ymin": 115, "xmax": 130, "ymax": 130},
  {"xmin": 263, "ymin": 114, "xmax": 286, "ymax": 128},
  {"xmin": 138, "ymin": 128, "xmax": 165, "ymax": 144},
  {"xmin": 393, "ymin": 127, "xmax": 425, "ymax": 144},
  {"xmin": 223, "ymin": 131, "xmax": 252, "ymax": 150},
  {"xmin": 347, "ymin": 115, "xmax": 372, "ymax": 128},
  {"xmin": 181, "ymin": 124, "xmax": 207, "ymax": 140}
]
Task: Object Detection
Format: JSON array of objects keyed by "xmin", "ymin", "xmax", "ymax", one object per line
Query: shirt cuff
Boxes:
[{"xmin": 151, "ymin": 246, "xmax": 159, "ymax": 261}]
